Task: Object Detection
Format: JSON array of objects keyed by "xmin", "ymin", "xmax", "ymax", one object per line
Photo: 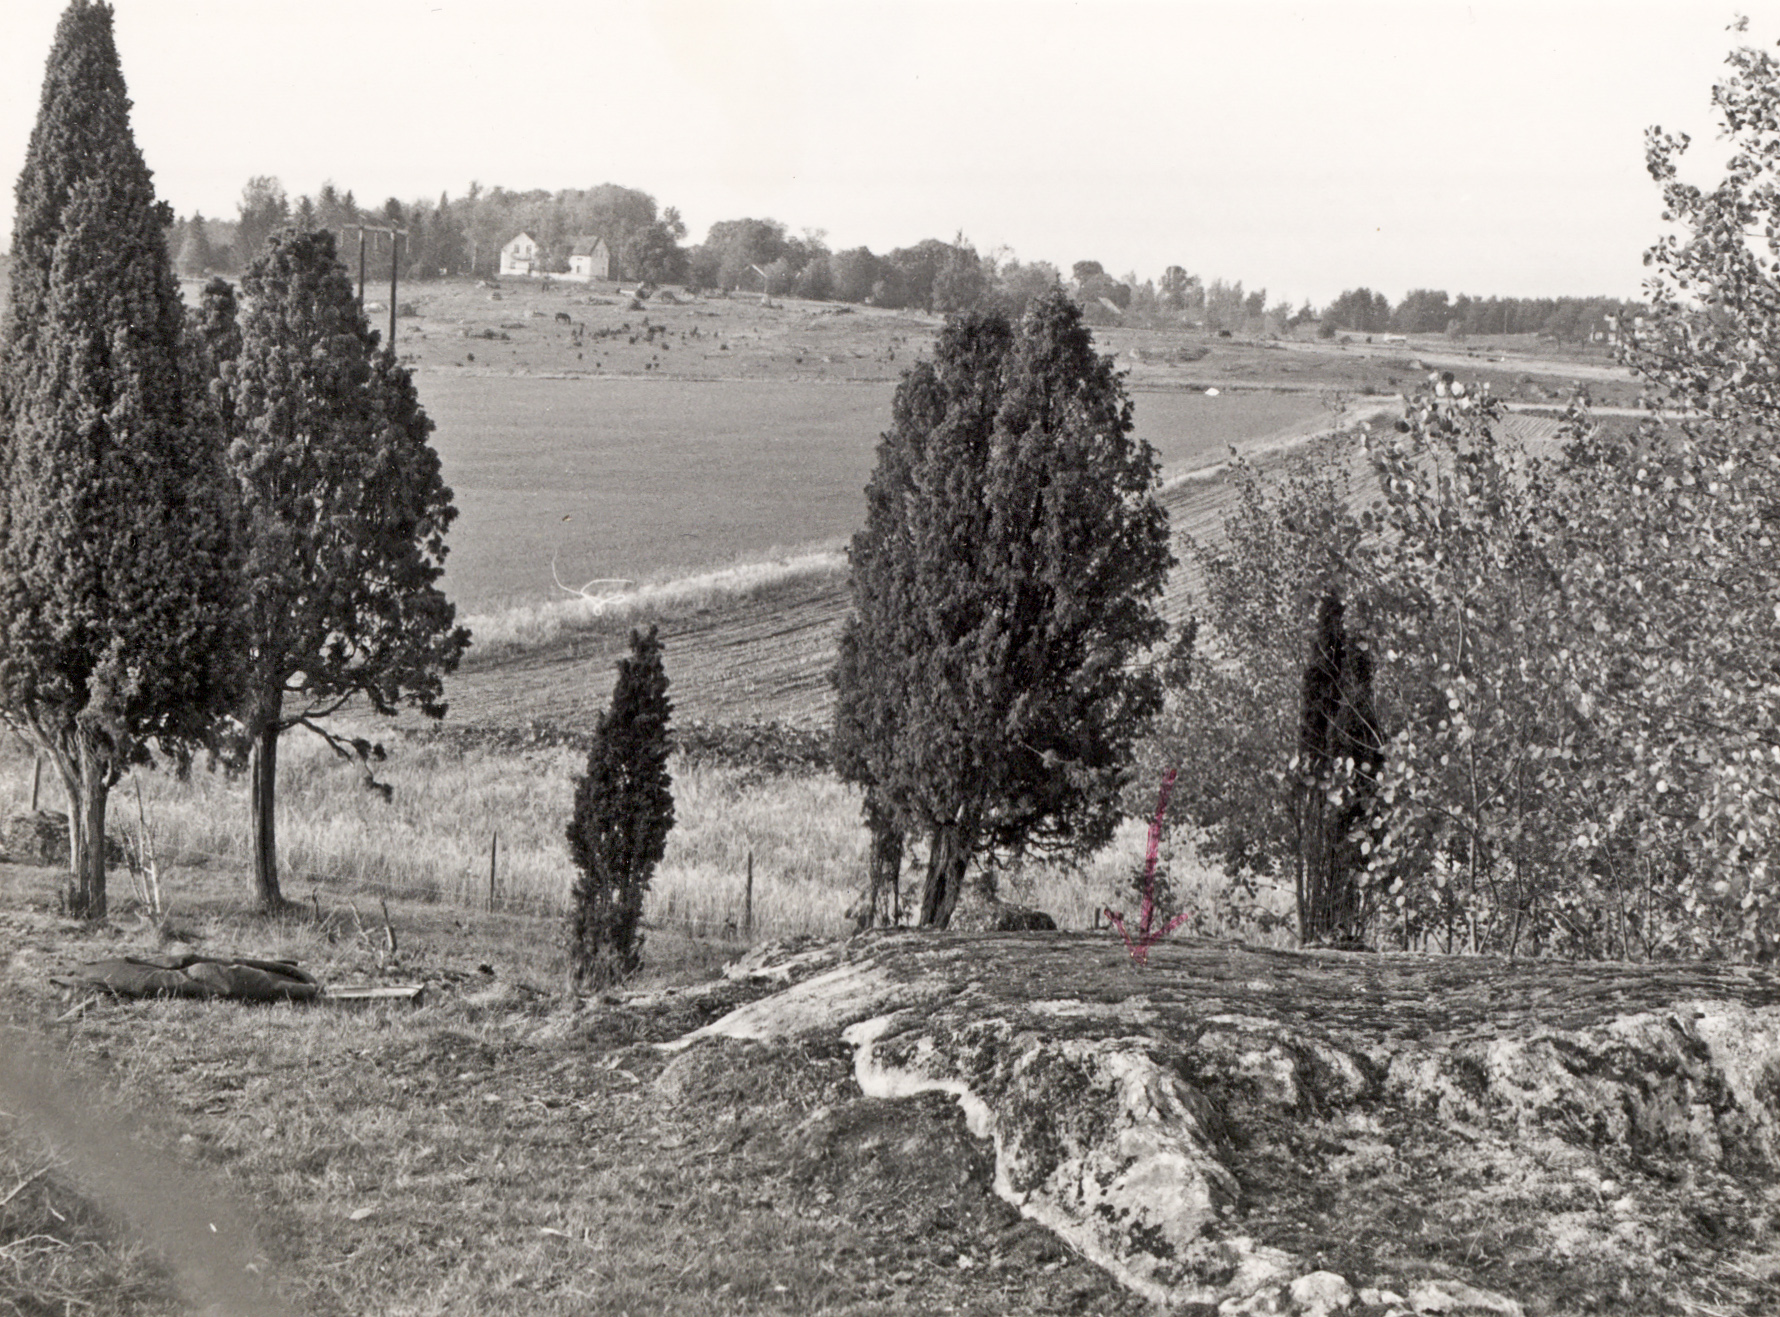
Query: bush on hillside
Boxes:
[{"xmin": 566, "ymin": 627, "xmax": 674, "ymax": 989}]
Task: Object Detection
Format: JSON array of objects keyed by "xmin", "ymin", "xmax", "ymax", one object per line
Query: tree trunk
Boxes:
[
  {"xmin": 918, "ymin": 822, "xmax": 971, "ymax": 929},
  {"xmin": 251, "ymin": 721, "xmax": 285, "ymax": 910},
  {"xmin": 861, "ymin": 799, "xmax": 903, "ymax": 929},
  {"xmin": 66, "ymin": 735, "xmax": 108, "ymax": 920}
]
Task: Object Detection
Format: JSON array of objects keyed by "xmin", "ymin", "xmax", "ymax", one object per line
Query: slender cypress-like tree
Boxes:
[
  {"xmin": 1294, "ymin": 592, "xmax": 1383, "ymax": 943},
  {"xmin": 839, "ymin": 290, "xmax": 1173, "ymax": 928},
  {"xmin": 219, "ymin": 226, "xmax": 469, "ymax": 910},
  {"xmin": 0, "ymin": 1, "xmax": 237, "ymax": 919},
  {"xmin": 567, "ymin": 627, "xmax": 674, "ymax": 989}
]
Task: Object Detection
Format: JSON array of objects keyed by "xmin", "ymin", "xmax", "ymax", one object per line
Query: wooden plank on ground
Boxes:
[{"xmin": 326, "ymin": 984, "xmax": 426, "ymax": 1006}]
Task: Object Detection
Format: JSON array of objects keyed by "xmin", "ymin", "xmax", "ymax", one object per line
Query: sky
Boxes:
[{"xmin": 0, "ymin": 0, "xmax": 1758, "ymax": 308}]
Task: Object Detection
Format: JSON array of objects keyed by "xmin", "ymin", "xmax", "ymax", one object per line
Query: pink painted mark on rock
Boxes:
[{"xmin": 1104, "ymin": 768, "xmax": 1195, "ymax": 966}]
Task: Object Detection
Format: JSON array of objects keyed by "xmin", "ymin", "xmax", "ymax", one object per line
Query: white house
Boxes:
[
  {"xmin": 568, "ymin": 236, "xmax": 611, "ymax": 281},
  {"xmin": 499, "ymin": 232, "xmax": 539, "ymax": 277}
]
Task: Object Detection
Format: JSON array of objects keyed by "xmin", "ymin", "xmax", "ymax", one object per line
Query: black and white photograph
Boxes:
[{"xmin": 2, "ymin": 2, "xmax": 1779, "ymax": 1313}]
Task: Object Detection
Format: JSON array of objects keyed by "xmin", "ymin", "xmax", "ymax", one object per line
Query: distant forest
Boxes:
[{"xmin": 168, "ymin": 177, "xmax": 1639, "ymax": 343}]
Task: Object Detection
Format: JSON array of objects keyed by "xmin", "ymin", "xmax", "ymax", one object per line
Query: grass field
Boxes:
[
  {"xmin": 0, "ymin": 725, "xmax": 1283, "ymax": 949},
  {"xmin": 0, "ymin": 865, "xmax": 1166, "ymax": 1317},
  {"xmin": 420, "ymin": 375, "xmax": 1327, "ymax": 613}
]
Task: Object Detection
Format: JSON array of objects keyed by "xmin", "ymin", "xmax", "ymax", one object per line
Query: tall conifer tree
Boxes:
[
  {"xmin": 0, "ymin": 1, "xmax": 237, "ymax": 918},
  {"xmin": 839, "ymin": 291, "xmax": 1173, "ymax": 928},
  {"xmin": 218, "ymin": 226, "xmax": 468, "ymax": 910}
]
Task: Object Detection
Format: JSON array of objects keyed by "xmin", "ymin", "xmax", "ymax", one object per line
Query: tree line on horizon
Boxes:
[{"xmin": 162, "ymin": 178, "xmax": 1636, "ymax": 343}]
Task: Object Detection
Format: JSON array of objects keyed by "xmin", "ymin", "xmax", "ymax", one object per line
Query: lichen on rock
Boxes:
[{"xmin": 657, "ymin": 932, "xmax": 1780, "ymax": 1312}]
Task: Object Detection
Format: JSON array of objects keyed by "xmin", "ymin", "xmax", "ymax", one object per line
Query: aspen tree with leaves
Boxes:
[
  {"xmin": 1145, "ymin": 444, "xmax": 1360, "ymax": 940},
  {"xmin": 1142, "ymin": 28, "xmax": 1780, "ymax": 961},
  {"xmin": 1544, "ymin": 24, "xmax": 1780, "ymax": 956},
  {"xmin": 1355, "ymin": 383, "xmax": 1595, "ymax": 955}
]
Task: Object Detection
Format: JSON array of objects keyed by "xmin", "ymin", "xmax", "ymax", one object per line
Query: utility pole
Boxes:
[
  {"xmin": 352, "ymin": 223, "xmax": 408, "ymax": 354},
  {"xmin": 389, "ymin": 230, "xmax": 400, "ymax": 347}
]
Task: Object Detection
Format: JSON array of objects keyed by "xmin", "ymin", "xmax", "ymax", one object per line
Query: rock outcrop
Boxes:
[
  {"xmin": 663, "ymin": 932, "xmax": 1780, "ymax": 1313},
  {"xmin": 0, "ymin": 811, "xmax": 124, "ymax": 868}
]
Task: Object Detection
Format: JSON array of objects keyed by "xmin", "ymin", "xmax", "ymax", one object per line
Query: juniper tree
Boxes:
[
  {"xmin": 832, "ymin": 617, "xmax": 904, "ymax": 929},
  {"xmin": 0, "ymin": 0, "xmax": 238, "ymax": 918},
  {"xmin": 220, "ymin": 227, "xmax": 468, "ymax": 909},
  {"xmin": 838, "ymin": 290, "xmax": 1173, "ymax": 928},
  {"xmin": 567, "ymin": 626, "xmax": 674, "ymax": 989},
  {"xmin": 1294, "ymin": 592, "xmax": 1383, "ymax": 943}
]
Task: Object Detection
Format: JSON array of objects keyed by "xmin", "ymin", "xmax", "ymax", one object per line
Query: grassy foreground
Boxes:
[
  {"xmin": 0, "ymin": 629, "xmax": 1284, "ymax": 1317},
  {"xmin": 0, "ymin": 861, "xmax": 1163, "ymax": 1315}
]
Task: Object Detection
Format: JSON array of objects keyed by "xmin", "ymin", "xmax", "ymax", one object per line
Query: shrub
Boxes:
[{"xmin": 566, "ymin": 626, "xmax": 674, "ymax": 988}]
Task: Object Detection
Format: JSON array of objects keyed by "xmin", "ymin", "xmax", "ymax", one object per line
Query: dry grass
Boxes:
[
  {"xmin": 3, "ymin": 729, "xmax": 1286, "ymax": 950},
  {"xmin": 461, "ymin": 550, "xmax": 848, "ymax": 667},
  {"xmin": 0, "ymin": 728, "xmax": 1289, "ymax": 957},
  {"xmin": 0, "ymin": 866, "xmax": 1146, "ymax": 1317}
]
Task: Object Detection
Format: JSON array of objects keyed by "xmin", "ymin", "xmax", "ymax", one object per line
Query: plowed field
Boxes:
[{"xmin": 439, "ymin": 410, "xmax": 1567, "ymax": 733}]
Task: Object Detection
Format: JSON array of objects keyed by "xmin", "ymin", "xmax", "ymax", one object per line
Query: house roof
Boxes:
[
  {"xmin": 569, "ymin": 235, "xmax": 609, "ymax": 257},
  {"xmin": 502, "ymin": 232, "xmax": 535, "ymax": 250}
]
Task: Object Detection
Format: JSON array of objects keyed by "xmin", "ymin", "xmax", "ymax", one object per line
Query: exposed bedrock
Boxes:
[{"xmin": 661, "ymin": 934, "xmax": 1780, "ymax": 1312}]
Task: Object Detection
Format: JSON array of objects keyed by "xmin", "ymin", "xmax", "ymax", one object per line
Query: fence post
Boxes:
[
  {"xmin": 744, "ymin": 849, "xmax": 753, "ymax": 940},
  {"xmin": 488, "ymin": 832, "xmax": 498, "ymax": 913},
  {"xmin": 30, "ymin": 756, "xmax": 41, "ymax": 813}
]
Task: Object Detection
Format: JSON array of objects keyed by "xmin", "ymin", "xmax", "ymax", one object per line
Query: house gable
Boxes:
[
  {"xmin": 567, "ymin": 235, "xmax": 610, "ymax": 280},
  {"xmin": 500, "ymin": 232, "xmax": 539, "ymax": 276}
]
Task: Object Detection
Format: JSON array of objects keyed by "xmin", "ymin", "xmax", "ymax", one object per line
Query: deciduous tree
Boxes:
[
  {"xmin": 175, "ymin": 210, "xmax": 214, "ymax": 276},
  {"xmin": 1145, "ymin": 446, "xmax": 1360, "ymax": 935},
  {"xmin": 233, "ymin": 175, "xmax": 288, "ymax": 269},
  {"xmin": 1545, "ymin": 31, "xmax": 1780, "ymax": 954}
]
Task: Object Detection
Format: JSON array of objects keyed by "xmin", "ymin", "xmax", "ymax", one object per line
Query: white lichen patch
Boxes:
[
  {"xmin": 843, "ymin": 1012, "xmax": 995, "ymax": 1140},
  {"xmin": 658, "ymin": 936, "xmax": 1780, "ymax": 1314},
  {"xmin": 720, "ymin": 938, "xmax": 850, "ymax": 985},
  {"xmin": 1026, "ymin": 997, "xmax": 1161, "ymax": 1025},
  {"xmin": 843, "ymin": 1012, "xmax": 1259, "ymax": 1307}
]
